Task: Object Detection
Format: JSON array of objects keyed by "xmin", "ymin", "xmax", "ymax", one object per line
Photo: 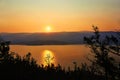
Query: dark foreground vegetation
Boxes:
[{"xmin": 0, "ymin": 26, "xmax": 120, "ymax": 80}]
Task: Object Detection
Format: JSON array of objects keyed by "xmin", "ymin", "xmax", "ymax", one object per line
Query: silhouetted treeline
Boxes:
[
  {"xmin": 0, "ymin": 26, "xmax": 120, "ymax": 80},
  {"xmin": 84, "ymin": 26, "xmax": 120, "ymax": 80}
]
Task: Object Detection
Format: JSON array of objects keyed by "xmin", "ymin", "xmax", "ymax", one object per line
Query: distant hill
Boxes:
[{"xmin": 0, "ymin": 32, "xmax": 119, "ymax": 45}]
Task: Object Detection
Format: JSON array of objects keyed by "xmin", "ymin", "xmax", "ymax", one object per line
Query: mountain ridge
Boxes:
[{"xmin": 0, "ymin": 32, "xmax": 119, "ymax": 45}]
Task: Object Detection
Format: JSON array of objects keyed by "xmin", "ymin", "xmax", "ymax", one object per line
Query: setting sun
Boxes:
[{"xmin": 45, "ymin": 26, "xmax": 52, "ymax": 32}]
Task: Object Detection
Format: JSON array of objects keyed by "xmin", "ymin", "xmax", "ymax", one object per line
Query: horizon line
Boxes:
[{"xmin": 0, "ymin": 31, "xmax": 119, "ymax": 34}]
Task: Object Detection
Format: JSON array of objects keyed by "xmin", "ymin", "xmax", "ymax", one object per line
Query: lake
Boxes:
[{"xmin": 10, "ymin": 45, "xmax": 91, "ymax": 69}]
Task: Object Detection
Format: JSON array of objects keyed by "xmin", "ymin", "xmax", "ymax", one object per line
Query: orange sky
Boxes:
[{"xmin": 0, "ymin": 0, "xmax": 120, "ymax": 33}]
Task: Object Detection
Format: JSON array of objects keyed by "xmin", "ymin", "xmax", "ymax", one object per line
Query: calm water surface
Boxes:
[{"xmin": 10, "ymin": 45, "xmax": 91, "ymax": 69}]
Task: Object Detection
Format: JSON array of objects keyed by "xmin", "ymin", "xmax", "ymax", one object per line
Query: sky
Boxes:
[{"xmin": 0, "ymin": 0, "xmax": 120, "ymax": 33}]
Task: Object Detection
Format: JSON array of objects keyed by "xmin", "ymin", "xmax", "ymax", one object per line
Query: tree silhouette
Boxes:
[
  {"xmin": 44, "ymin": 53, "xmax": 54, "ymax": 66},
  {"xmin": 84, "ymin": 26, "xmax": 120, "ymax": 80}
]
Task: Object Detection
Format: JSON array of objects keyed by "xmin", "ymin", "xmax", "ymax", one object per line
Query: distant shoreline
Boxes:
[
  {"xmin": 10, "ymin": 43, "xmax": 84, "ymax": 46},
  {"xmin": 1, "ymin": 32, "xmax": 119, "ymax": 46}
]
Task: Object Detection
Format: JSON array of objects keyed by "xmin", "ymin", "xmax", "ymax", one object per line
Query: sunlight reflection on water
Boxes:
[
  {"xmin": 10, "ymin": 45, "xmax": 90, "ymax": 69},
  {"xmin": 42, "ymin": 50, "xmax": 56, "ymax": 66}
]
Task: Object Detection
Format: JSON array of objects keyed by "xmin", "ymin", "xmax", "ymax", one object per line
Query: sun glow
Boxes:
[{"xmin": 45, "ymin": 26, "xmax": 52, "ymax": 32}]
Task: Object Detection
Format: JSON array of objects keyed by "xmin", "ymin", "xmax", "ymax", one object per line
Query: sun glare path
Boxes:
[{"xmin": 42, "ymin": 50, "xmax": 56, "ymax": 66}]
